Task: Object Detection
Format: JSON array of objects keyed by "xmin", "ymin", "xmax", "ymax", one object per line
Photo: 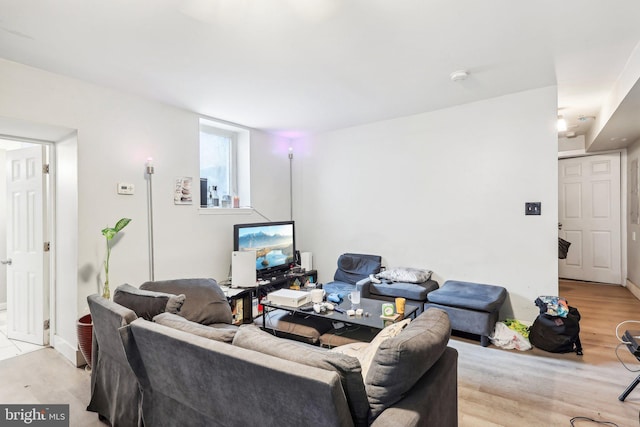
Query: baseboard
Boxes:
[
  {"xmin": 53, "ymin": 334, "xmax": 85, "ymax": 367},
  {"xmin": 625, "ymin": 279, "xmax": 640, "ymax": 302},
  {"xmin": 0, "ymin": 302, "xmax": 6, "ymax": 311}
]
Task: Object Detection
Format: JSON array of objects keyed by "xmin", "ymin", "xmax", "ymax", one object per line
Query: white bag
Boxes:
[{"xmin": 489, "ymin": 322, "xmax": 532, "ymax": 351}]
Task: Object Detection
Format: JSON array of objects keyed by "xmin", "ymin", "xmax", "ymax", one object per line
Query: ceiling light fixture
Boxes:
[
  {"xmin": 557, "ymin": 116, "xmax": 567, "ymax": 132},
  {"xmin": 450, "ymin": 70, "xmax": 469, "ymax": 82}
]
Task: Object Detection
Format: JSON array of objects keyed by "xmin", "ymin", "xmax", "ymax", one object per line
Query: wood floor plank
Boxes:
[{"xmin": 454, "ymin": 280, "xmax": 640, "ymax": 426}]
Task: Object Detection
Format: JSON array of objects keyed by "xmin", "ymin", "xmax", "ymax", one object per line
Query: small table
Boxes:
[{"xmin": 261, "ymin": 296, "xmax": 419, "ymax": 332}]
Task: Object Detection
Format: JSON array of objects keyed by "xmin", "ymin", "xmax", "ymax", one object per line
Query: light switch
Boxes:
[
  {"xmin": 525, "ymin": 202, "xmax": 541, "ymax": 215},
  {"xmin": 117, "ymin": 183, "xmax": 135, "ymax": 195}
]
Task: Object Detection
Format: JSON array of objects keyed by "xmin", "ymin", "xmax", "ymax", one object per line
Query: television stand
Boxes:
[{"xmin": 224, "ymin": 269, "xmax": 318, "ymax": 325}]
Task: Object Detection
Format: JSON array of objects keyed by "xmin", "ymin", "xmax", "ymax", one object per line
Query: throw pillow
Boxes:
[
  {"xmin": 232, "ymin": 325, "xmax": 370, "ymax": 427},
  {"xmin": 365, "ymin": 308, "xmax": 451, "ymax": 421},
  {"xmin": 376, "ymin": 267, "xmax": 432, "ymax": 283},
  {"xmin": 113, "ymin": 283, "xmax": 185, "ymax": 321},
  {"xmin": 153, "ymin": 312, "xmax": 237, "ymax": 343},
  {"xmin": 140, "ymin": 278, "xmax": 232, "ymax": 325},
  {"xmin": 331, "ymin": 318, "xmax": 411, "ymax": 381}
]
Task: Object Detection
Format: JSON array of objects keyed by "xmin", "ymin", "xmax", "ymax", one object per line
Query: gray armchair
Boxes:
[{"xmin": 86, "ymin": 294, "xmax": 142, "ymax": 427}]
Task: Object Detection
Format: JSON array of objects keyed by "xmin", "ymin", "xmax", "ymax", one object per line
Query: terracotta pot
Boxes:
[{"xmin": 77, "ymin": 314, "xmax": 93, "ymax": 368}]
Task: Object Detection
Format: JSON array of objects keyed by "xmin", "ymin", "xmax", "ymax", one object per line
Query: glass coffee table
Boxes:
[{"xmin": 261, "ymin": 295, "xmax": 419, "ymax": 332}]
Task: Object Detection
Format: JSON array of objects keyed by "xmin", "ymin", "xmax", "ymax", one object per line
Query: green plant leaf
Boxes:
[
  {"xmin": 114, "ymin": 218, "xmax": 131, "ymax": 232},
  {"xmin": 102, "ymin": 227, "xmax": 116, "ymax": 240}
]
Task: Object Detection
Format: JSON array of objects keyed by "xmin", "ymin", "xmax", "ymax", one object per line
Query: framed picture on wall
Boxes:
[{"xmin": 174, "ymin": 177, "xmax": 193, "ymax": 205}]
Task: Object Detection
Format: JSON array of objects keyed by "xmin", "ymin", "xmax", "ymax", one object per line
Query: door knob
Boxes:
[{"xmin": 0, "ymin": 259, "xmax": 12, "ymax": 265}]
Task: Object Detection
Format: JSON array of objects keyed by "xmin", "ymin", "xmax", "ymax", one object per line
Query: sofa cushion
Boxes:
[
  {"xmin": 113, "ymin": 283, "xmax": 185, "ymax": 321},
  {"xmin": 365, "ymin": 308, "xmax": 451, "ymax": 420},
  {"xmin": 427, "ymin": 280, "xmax": 507, "ymax": 312},
  {"xmin": 257, "ymin": 309, "xmax": 333, "ymax": 344},
  {"xmin": 330, "ymin": 318, "xmax": 411, "ymax": 381},
  {"xmin": 369, "ymin": 279, "xmax": 439, "ymax": 301},
  {"xmin": 140, "ymin": 278, "xmax": 232, "ymax": 325},
  {"xmin": 319, "ymin": 327, "xmax": 379, "ymax": 348},
  {"xmin": 153, "ymin": 312, "xmax": 238, "ymax": 343},
  {"xmin": 232, "ymin": 324, "xmax": 370, "ymax": 426}
]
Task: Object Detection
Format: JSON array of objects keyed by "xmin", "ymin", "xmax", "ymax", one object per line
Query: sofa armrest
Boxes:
[{"xmin": 370, "ymin": 347, "xmax": 458, "ymax": 427}]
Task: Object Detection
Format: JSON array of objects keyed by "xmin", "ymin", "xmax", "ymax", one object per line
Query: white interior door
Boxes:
[
  {"xmin": 5, "ymin": 146, "xmax": 46, "ymax": 345},
  {"xmin": 558, "ymin": 152, "xmax": 622, "ymax": 284}
]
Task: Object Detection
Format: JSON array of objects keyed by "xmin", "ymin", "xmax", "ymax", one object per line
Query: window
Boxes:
[{"xmin": 199, "ymin": 118, "xmax": 250, "ymax": 209}]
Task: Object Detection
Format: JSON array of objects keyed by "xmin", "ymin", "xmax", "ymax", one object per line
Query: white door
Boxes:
[
  {"xmin": 558, "ymin": 153, "xmax": 622, "ymax": 284},
  {"xmin": 5, "ymin": 146, "xmax": 47, "ymax": 345}
]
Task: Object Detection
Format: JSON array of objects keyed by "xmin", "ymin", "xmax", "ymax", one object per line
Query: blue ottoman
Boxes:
[{"xmin": 425, "ymin": 280, "xmax": 507, "ymax": 347}]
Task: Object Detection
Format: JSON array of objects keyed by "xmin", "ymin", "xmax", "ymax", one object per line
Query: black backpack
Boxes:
[{"xmin": 529, "ymin": 305, "xmax": 583, "ymax": 355}]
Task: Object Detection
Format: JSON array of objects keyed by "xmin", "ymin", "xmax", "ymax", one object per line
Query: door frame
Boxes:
[
  {"xmin": 1, "ymin": 135, "xmax": 55, "ymax": 346},
  {"xmin": 558, "ymin": 148, "xmax": 627, "ymax": 285}
]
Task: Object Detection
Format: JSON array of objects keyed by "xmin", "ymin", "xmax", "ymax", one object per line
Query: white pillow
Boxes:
[
  {"xmin": 331, "ymin": 318, "xmax": 411, "ymax": 380},
  {"xmin": 377, "ymin": 267, "xmax": 432, "ymax": 283}
]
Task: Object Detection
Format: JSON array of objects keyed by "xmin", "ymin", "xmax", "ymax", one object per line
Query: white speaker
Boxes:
[
  {"xmin": 300, "ymin": 252, "xmax": 313, "ymax": 271},
  {"xmin": 232, "ymin": 251, "xmax": 257, "ymax": 288}
]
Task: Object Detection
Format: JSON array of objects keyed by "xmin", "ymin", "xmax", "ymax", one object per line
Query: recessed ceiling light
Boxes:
[{"xmin": 450, "ymin": 70, "xmax": 469, "ymax": 82}]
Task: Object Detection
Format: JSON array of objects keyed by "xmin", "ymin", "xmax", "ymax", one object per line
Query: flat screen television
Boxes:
[{"xmin": 233, "ymin": 220, "xmax": 296, "ymax": 279}]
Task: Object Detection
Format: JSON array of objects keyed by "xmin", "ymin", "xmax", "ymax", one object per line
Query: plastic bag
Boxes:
[{"xmin": 489, "ymin": 322, "xmax": 532, "ymax": 351}]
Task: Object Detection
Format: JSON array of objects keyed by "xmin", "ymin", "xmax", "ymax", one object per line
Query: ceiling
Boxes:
[{"xmin": 1, "ymin": 0, "xmax": 640, "ymax": 142}]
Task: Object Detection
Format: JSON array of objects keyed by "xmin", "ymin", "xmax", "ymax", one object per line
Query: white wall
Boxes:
[
  {"xmin": 628, "ymin": 137, "xmax": 640, "ymax": 286},
  {"xmin": 294, "ymin": 87, "xmax": 559, "ymax": 322},
  {"xmin": 0, "ymin": 59, "xmax": 290, "ymax": 362}
]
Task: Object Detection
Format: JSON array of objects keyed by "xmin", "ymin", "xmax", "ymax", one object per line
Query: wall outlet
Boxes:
[
  {"xmin": 117, "ymin": 182, "xmax": 135, "ymax": 195},
  {"xmin": 525, "ymin": 202, "xmax": 541, "ymax": 215}
]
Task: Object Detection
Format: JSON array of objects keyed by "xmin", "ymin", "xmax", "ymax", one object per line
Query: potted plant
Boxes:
[
  {"xmin": 101, "ymin": 217, "xmax": 131, "ymax": 299},
  {"xmin": 77, "ymin": 313, "xmax": 93, "ymax": 369}
]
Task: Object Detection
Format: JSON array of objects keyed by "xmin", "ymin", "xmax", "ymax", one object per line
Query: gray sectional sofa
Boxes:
[{"xmin": 87, "ymin": 279, "xmax": 459, "ymax": 426}]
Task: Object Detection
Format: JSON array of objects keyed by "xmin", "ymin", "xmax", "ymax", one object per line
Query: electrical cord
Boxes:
[
  {"xmin": 569, "ymin": 417, "xmax": 618, "ymax": 426},
  {"xmin": 613, "ymin": 320, "xmax": 640, "ymax": 372},
  {"xmin": 614, "ymin": 320, "xmax": 640, "ymax": 345},
  {"xmin": 614, "ymin": 342, "xmax": 640, "ymax": 372}
]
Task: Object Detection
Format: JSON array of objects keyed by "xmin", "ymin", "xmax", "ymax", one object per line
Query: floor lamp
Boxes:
[
  {"xmin": 289, "ymin": 147, "xmax": 293, "ymax": 221},
  {"xmin": 146, "ymin": 158, "xmax": 155, "ymax": 281}
]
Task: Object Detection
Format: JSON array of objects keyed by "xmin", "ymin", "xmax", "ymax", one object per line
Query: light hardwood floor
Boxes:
[
  {"xmin": 0, "ymin": 280, "xmax": 638, "ymax": 426},
  {"xmin": 450, "ymin": 280, "xmax": 640, "ymax": 426}
]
